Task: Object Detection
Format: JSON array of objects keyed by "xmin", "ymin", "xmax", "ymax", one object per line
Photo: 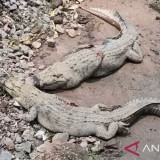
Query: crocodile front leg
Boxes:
[{"xmin": 20, "ymin": 106, "xmax": 37, "ymax": 122}]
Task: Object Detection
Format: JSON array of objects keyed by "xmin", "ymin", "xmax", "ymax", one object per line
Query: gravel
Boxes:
[{"xmin": 0, "ymin": 0, "xmax": 94, "ymax": 159}]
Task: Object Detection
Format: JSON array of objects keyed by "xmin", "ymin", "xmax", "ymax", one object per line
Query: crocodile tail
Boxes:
[
  {"xmin": 79, "ymin": 7, "xmax": 127, "ymax": 32},
  {"xmin": 124, "ymin": 97, "xmax": 160, "ymax": 115}
]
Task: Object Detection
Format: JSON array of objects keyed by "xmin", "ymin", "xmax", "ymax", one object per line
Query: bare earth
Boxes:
[{"xmin": 33, "ymin": 0, "xmax": 160, "ymax": 159}]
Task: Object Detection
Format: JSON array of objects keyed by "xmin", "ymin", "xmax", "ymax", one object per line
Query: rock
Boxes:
[
  {"xmin": 29, "ymin": 151, "xmax": 39, "ymax": 159},
  {"xmin": 0, "ymin": 150, "xmax": 13, "ymax": 160},
  {"xmin": 1, "ymin": 100, "xmax": 8, "ymax": 108},
  {"xmin": 10, "ymin": 4, "xmax": 17, "ymax": 11},
  {"xmin": 27, "ymin": 62, "xmax": 35, "ymax": 67},
  {"xmin": 91, "ymin": 141, "xmax": 104, "ymax": 153},
  {"xmin": 80, "ymin": 141, "xmax": 88, "ymax": 149},
  {"xmin": 69, "ymin": 139, "xmax": 76, "ymax": 143},
  {"xmin": 66, "ymin": 29, "xmax": 77, "ymax": 38},
  {"xmin": 4, "ymin": 116, "xmax": 11, "ymax": 123},
  {"xmin": 28, "ymin": 0, "xmax": 42, "ymax": 6},
  {"xmin": 20, "ymin": 45, "xmax": 30, "ymax": 55},
  {"xmin": 55, "ymin": 24, "xmax": 65, "ymax": 34},
  {"xmin": 52, "ymin": 133, "xmax": 69, "ymax": 142},
  {"xmin": 31, "ymin": 26, "xmax": 41, "ymax": 34},
  {"xmin": 38, "ymin": 65, "xmax": 45, "ymax": 70},
  {"xmin": 32, "ymin": 41, "xmax": 41, "ymax": 49},
  {"xmin": 3, "ymin": 137, "xmax": 15, "ymax": 150},
  {"xmin": 85, "ymin": 137, "xmax": 96, "ymax": 143},
  {"xmin": 22, "ymin": 128, "xmax": 35, "ymax": 141},
  {"xmin": 47, "ymin": 37, "xmax": 56, "ymax": 48},
  {"xmin": 20, "ymin": 60, "xmax": 28, "ymax": 69},
  {"xmin": 15, "ymin": 52, "xmax": 23, "ymax": 56},
  {"xmin": 104, "ymin": 138, "xmax": 119, "ymax": 149},
  {"xmin": 51, "ymin": 0, "xmax": 63, "ymax": 9},
  {"xmin": 8, "ymin": 53, "xmax": 15, "ymax": 58},
  {"xmin": 0, "ymin": 29, "xmax": 8, "ymax": 38},
  {"xmin": 36, "ymin": 143, "xmax": 46, "ymax": 153},
  {"xmin": 13, "ymin": 101, "xmax": 21, "ymax": 107},
  {"xmin": 12, "ymin": 45, "xmax": 20, "ymax": 52},
  {"xmin": 15, "ymin": 141, "xmax": 32, "ymax": 153},
  {"xmin": 53, "ymin": 15, "xmax": 63, "ymax": 24},
  {"xmin": 34, "ymin": 130, "xmax": 47, "ymax": 141},
  {"xmin": 10, "ymin": 0, "xmax": 17, "ymax": 4},
  {"xmin": 15, "ymin": 133, "xmax": 22, "ymax": 144}
]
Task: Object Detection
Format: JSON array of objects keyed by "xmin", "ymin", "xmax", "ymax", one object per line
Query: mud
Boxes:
[{"xmin": 33, "ymin": 0, "xmax": 160, "ymax": 159}]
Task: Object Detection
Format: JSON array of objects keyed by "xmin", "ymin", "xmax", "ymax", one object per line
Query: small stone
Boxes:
[
  {"xmin": 34, "ymin": 130, "xmax": 47, "ymax": 141},
  {"xmin": 36, "ymin": 141, "xmax": 50, "ymax": 153},
  {"xmin": 15, "ymin": 133, "xmax": 22, "ymax": 144},
  {"xmin": 15, "ymin": 52, "xmax": 23, "ymax": 56},
  {"xmin": 27, "ymin": 62, "xmax": 35, "ymax": 67},
  {"xmin": 28, "ymin": 0, "xmax": 42, "ymax": 6},
  {"xmin": 32, "ymin": 41, "xmax": 41, "ymax": 49},
  {"xmin": 29, "ymin": 151, "xmax": 39, "ymax": 159},
  {"xmin": 22, "ymin": 128, "xmax": 35, "ymax": 141},
  {"xmin": 13, "ymin": 101, "xmax": 21, "ymax": 107},
  {"xmin": 36, "ymin": 143, "xmax": 46, "ymax": 153},
  {"xmin": 20, "ymin": 45, "xmax": 30, "ymax": 55},
  {"xmin": 20, "ymin": 60, "xmax": 28, "ymax": 69},
  {"xmin": 85, "ymin": 137, "xmax": 96, "ymax": 143},
  {"xmin": 47, "ymin": 37, "xmax": 56, "ymax": 47},
  {"xmin": 12, "ymin": 45, "xmax": 20, "ymax": 52},
  {"xmin": 10, "ymin": 0, "xmax": 16, "ymax": 4},
  {"xmin": 51, "ymin": 0, "xmax": 63, "ymax": 9},
  {"xmin": 0, "ymin": 150, "xmax": 13, "ymax": 160},
  {"xmin": 10, "ymin": 4, "xmax": 17, "ymax": 11},
  {"xmin": 4, "ymin": 116, "xmax": 11, "ymax": 123},
  {"xmin": 91, "ymin": 141, "xmax": 104, "ymax": 153},
  {"xmin": 8, "ymin": 53, "xmax": 15, "ymax": 58},
  {"xmin": 53, "ymin": 15, "xmax": 63, "ymax": 24},
  {"xmin": 56, "ymin": 24, "xmax": 65, "ymax": 34},
  {"xmin": 4, "ymin": 137, "xmax": 15, "ymax": 150},
  {"xmin": 31, "ymin": 27, "xmax": 40, "ymax": 34},
  {"xmin": 1, "ymin": 100, "xmax": 8, "ymax": 108},
  {"xmin": 0, "ymin": 29, "xmax": 8, "ymax": 38},
  {"xmin": 15, "ymin": 142, "xmax": 32, "ymax": 153},
  {"xmin": 66, "ymin": 29, "xmax": 77, "ymax": 38},
  {"xmin": 52, "ymin": 133, "xmax": 69, "ymax": 142},
  {"xmin": 80, "ymin": 141, "xmax": 88, "ymax": 149},
  {"xmin": 69, "ymin": 139, "xmax": 76, "ymax": 143},
  {"xmin": 104, "ymin": 138, "xmax": 119, "ymax": 149},
  {"xmin": 39, "ymin": 65, "xmax": 45, "ymax": 70}
]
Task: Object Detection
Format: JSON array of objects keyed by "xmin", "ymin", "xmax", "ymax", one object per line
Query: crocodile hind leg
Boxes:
[
  {"xmin": 92, "ymin": 104, "xmax": 122, "ymax": 112},
  {"xmin": 127, "ymin": 41, "xmax": 143, "ymax": 63},
  {"xmin": 95, "ymin": 121, "xmax": 129, "ymax": 140},
  {"xmin": 95, "ymin": 122, "xmax": 119, "ymax": 140}
]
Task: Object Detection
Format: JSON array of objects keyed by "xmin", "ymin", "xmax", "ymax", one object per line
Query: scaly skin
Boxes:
[
  {"xmin": 32, "ymin": 7, "xmax": 143, "ymax": 90},
  {"xmin": 4, "ymin": 76, "xmax": 160, "ymax": 140}
]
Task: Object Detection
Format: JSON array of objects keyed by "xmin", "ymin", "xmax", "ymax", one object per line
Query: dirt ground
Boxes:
[{"xmin": 33, "ymin": 0, "xmax": 160, "ymax": 159}]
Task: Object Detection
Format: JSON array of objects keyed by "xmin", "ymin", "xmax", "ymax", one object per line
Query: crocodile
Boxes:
[
  {"xmin": 30, "ymin": 7, "xmax": 143, "ymax": 90},
  {"xmin": 4, "ymin": 76, "xmax": 160, "ymax": 140}
]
